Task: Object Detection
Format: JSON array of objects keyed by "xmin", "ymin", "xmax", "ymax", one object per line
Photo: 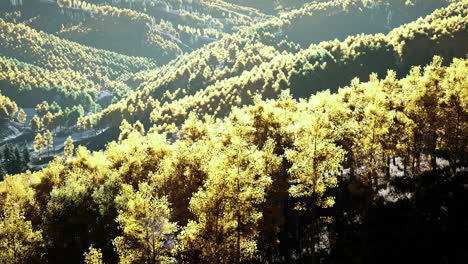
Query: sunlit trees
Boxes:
[
  {"xmin": 437, "ymin": 58, "xmax": 468, "ymax": 169},
  {"xmin": 42, "ymin": 112, "xmax": 54, "ymax": 130},
  {"xmin": 179, "ymin": 130, "xmax": 273, "ymax": 263},
  {"xmin": 84, "ymin": 248, "xmax": 105, "ymax": 264},
  {"xmin": 33, "ymin": 133, "xmax": 45, "ymax": 160},
  {"xmin": 114, "ymin": 183, "xmax": 177, "ymax": 264},
  {"xmin": 43, "ymin": 130, "xmax": 54, "ymax": 156},
  {"xmin": 0, "ymin": 18, "xmax": 155, "ymax": 80},
  {"xmin": 0, "ymin": 94, "xmax": 18, "ymax": 119},
  {"xmin": 35, "ymin": 101, "xmax": 49, "ymax": 117},
  {"xmin": 17, "ymin": 108, "xmax": 27, "ymax": 127},
  {"xmin": 64, "ymin": 136, "xmax": 74, "ymax": 159},
  {"xmin": 85, "ymin": 0, "xmax": 468, "ymax": 133},
  {"xmin": 29, "ymin": 115, "xmax": 42, "ymax": 132},
  {"xmin": 0, "ymin": 205, "xmax": 44, "ymax": 264}
]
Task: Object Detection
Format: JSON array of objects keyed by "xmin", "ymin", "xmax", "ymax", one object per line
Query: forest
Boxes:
[{"xmin": 0, "ymin": 0, "xmax": 466, "ymax": 263}]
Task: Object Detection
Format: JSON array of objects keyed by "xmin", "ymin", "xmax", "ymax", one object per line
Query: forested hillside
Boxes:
[
  {"xmin": 0, "ymin": 0, "xmax": 467, "ymax": 263},
  {"xmin": 82, "ymin": 0, "xmax": 468, "ymax": 132}
]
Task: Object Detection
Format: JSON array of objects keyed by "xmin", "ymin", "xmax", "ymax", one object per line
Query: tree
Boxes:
[
  {"xmin": 35, "ymin": 101, "xmax": 49, "ymax": 117},
  {"xmin": 180, "ymin": 133, "xmax": 272, "ymax": 263},
  {"xmin": 0, "ymin": 205, "xmax": 45, "ymax": 264},
  {"xmin": 17, "ymin": 108, "xmax": 27, "ymax": 128},
  {"xmin": 12, "ymin": 146, "xmax": 23, "ymax": 174},
  {"xmin": 436, "ymin": 58, "xmax": 468, "ymax": 170},
  {"xmin": 43, "ymin": 130, "xmax": 54, "ymax": 156},
  {"xmin": 0, "ymin": 163, "xmax": 6, "ymax": 180},
  {"xmin": 2, "ymin": 144, "xmax": 13, "ymax": 173},
  {"xmin": 29, "ymin": 115, "xmax": 42, "ymax": 132},
  {"xmin": 133, "ymin": 120, "xmax": 145, "ymax": 136},
  {"xmin": 404, "ymin": 57, "xmax": 446, "ymax": 171},
  {"xmin": 49, "ymin": 101, "xmax": 62, "ymax": 114},
  {"xmin": 84, "ymin": 247, "xmax": 105, "ymax": 264},
  {"xmin": 0, "ymin": 94, "xmax": 18, "ymax": 120},
  {"xmin": 22, "ymin": 145, "xmax": 31, "ymax": 172},
  {"xmin": 66, "ymin": 105, "xmax": 84, "ymax": 127},
  {"xmin": 114, "ymin": 183, "xmax": 177, "ymax": 264},
  {"xmin": 64, "ymin": 136, "xmax": 74, "ymax": 158},
  {"xmin": 34, "ymin": 133, "xmax": 45, "ymax": 160},
  {"xmin": 42, "ymin": 112, "xmax": 54, "ymax": 130},
  {"xmin": 118, "ymin": 119, "xmax": 133, "ymax": 142}
]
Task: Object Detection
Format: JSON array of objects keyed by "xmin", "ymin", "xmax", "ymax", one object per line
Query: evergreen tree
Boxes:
[
  {"xmin": 0, "ymin": 164, "xmax": 6, "ymax": 180},
  {"xmin": 12, "ymin": 146, "xmax": 23, "ymax": 174},
  {"xmin": 0, "ymin": 153, "xmax": 6, "ymax": 180},
  {"xmin": 22, "ymin": 145, "xmax": 31, "ymax": 172},
  {"xmin": 3, "ymin": 144, "xmax": 13, "ymax": 174}
]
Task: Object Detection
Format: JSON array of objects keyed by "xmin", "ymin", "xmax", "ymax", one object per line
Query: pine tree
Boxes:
[
  {"xmin": 21, "ymin": 145, "xmax": 30, "ymax": 172},
  {"xmin": 0, "ymin": 164, "xmax": 6, "ymax": 180},
  {"xmin": 0, "ymin": 153, "xmax": 6, "ymax": 180},
  {"xmin": 12, "ymin": 146, "xmax": 23, "ymax": 174},
  {"xmin": 3, "ymin": 144, "xmax": 13, "ymax": 174}
]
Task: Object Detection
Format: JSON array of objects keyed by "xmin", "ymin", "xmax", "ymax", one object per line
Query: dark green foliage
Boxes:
[
  {"xmin": 1, "ymin": 143, "xmax": 28, "ymax": 175},
  {"xmin": 22, "ymin": 144, "xmax": 31, "ymax": 171}
]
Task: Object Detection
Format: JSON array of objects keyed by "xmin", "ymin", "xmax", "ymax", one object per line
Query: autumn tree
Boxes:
[
  {"xmin": 43, "ymin": 130, "xmax": 54, "ymax": 156},
  {"xmin": 42, "ymin": 112, "xmax": 54, "ymax": 131},
  {"xmin": 0, "ymin": 94, "xmax": 18, "ymax": 120},
  {"xmin": 180, "ymin": 132, "xmax": 272, "ymax": 263},
  {"xmin": 0, "ymin": 205, "xmax": 44, "ymax": 264},
  {"xmin": 84, "ymin": 248, "xmax": 105, "ymax": 264},
  {"xmin": 64, "ymin": 136, "xmax": 74, "ymax": 158},
  {"xmin": 17, "ymin": 108, "xmax": 27, "ymax": 127},
  {"xmin": 114, "ymin": 183, "xmax": 177, "ymax": 264},
  {"xmin": 35, "ymin": 101, "xmax": 49, "ymax": 117},
  {"xmin": 29, "ymin": 115, "xmax": 42, "ymax": 132},
  {"xmin": 34, "ymin": 133, "xmax": 45, "ymax": 160}
]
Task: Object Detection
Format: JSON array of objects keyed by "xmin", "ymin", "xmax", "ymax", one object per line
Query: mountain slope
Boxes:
[{"xmin": 82, "ymin": 0, "xmax": 468, "ymax": 133}]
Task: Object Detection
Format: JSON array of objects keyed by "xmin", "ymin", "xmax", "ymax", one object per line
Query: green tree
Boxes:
[
  {"xmin": 21, "ymin": 145, "xmax": 31, "ymax": 171},
  {"xmin": 2, "ymin": 144, "xmax": 13, "ymax": 173},
  {"xmin": 12, "ymin": 146, "xmax": 23, "ymax": 174}
]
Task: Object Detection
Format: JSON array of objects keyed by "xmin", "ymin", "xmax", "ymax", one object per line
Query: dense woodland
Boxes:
[{"xmin": 0, "ymin": 0, "xmax": 467, "ymax": 263}]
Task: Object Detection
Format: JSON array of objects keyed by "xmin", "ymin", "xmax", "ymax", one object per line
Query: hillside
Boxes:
[
  {"xmin": 0, "ymin": 0, "xmax": 467, "ymax": 263},
  {"xmin": 83, "ymin": 0, "xmax": 467, "ymax": 133}
]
